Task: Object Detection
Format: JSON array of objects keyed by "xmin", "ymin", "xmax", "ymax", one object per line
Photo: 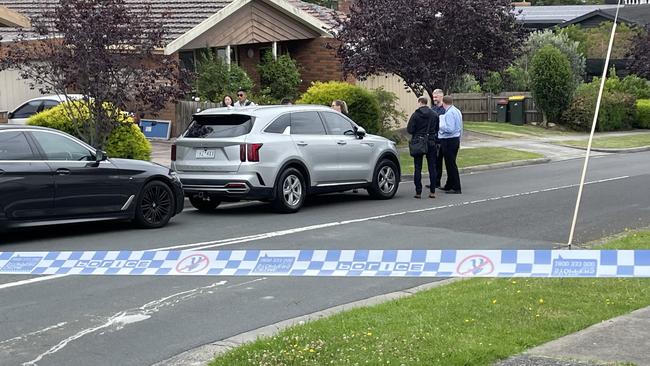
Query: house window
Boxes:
[{"xmin": 179, "ymin": 51, "xmax": 195, "ymax": 72}]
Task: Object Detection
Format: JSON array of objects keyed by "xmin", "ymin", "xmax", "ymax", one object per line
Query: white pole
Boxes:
[
  {"xmin": 567, "ymin": 0, "xmax": 622, "ymax": 249},
  {"xmin": 226, "ymin": 45, "xmax": 231, "ymax": 71},
  {"xmin": 272, "ymin": 41, "xmax": 278, "ymax": 61}
]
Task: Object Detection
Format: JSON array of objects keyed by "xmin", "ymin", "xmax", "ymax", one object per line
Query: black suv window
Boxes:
[
  {"xmin": 265, "ymin": 114, "xmax": 291, "ymax": 134},
  {"xmin": 0, "ymin": 131, "xmax": 36, "ymax": 160},
  {"xmin": 185, "ymin": 115, "xmax": 254, "ymax": 138},
  {"xmin": 12, "ymin": 101, "xmax": 42, "ymax": 118},
  {"xmin": 290, "ymin": 112, "xmax": 326, "ymax": 135},
  {"xmin": 321, "ymin": 112, "xmax": 355, "ymax": 136}
]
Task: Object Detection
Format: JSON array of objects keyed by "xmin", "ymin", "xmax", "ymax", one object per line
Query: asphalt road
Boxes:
[{"xmin": 1, "ymin": 151, "xmax": 649, "ymax": 366}]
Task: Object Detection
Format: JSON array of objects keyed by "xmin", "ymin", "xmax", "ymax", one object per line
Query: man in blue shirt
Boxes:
[
  {"xmin": 438, "ymin": 95, "xmax": 463, "ymax": 194},
  {"xmin": 431, "ymin": 89, "xmax": 445, "ymax": 188}
]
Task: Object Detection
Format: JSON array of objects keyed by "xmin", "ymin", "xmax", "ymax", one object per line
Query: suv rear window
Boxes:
[{"xmin": 184, "ymin": 115, "xmax": 254, "ymax": 138}]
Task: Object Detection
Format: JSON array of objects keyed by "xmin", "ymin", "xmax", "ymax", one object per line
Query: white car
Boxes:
[
  {"xmin": 172, "ymin": 105, "xmax": 401, "ymax": 213},
  {"xmin": 7, "ymin": 94, "xmax": 85, "ymax": 125}
]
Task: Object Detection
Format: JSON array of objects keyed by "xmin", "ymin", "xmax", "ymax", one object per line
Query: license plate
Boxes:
[{"xmin": 195, "ymin": 149, "xmax": 216, "ymax": 159}]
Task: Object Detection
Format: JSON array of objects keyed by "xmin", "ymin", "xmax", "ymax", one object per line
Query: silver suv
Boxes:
[{"xmin": 172, "ymin": 105, "xmax": 400, "ymax": 213}]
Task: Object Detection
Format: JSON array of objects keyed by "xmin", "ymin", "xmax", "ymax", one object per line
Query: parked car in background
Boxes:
[
  {"xmin": 172, "ymin": 105, "xmax": 401, "ymax": 213},
  {"xmin": 0, "ymin": 125, "xmax": 184, "ymax": 230},
  {"xmin": 7, "ymin": 94, "xmax": 85, "ymax": 125}
]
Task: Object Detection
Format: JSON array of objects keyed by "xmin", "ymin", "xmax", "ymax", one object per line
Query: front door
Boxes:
[
  {"xmin": 28, "ymin": 130, "xmax": 132, "ymax": 217},
  {"xmin": 0, "ymin": 130, "xmax": 55, "ymax": 220}
]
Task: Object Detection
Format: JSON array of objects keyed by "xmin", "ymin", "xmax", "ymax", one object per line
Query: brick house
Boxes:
[{"xmin": 0, "ymin": 0, "xmax": 349, "ymax": 134}]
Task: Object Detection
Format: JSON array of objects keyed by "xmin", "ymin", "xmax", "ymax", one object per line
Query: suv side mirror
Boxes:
[
  {"xmin": 354, "ymin": 126, "xmax": 366, "ymax": 139},
  {"xmin": 95, "ymin": 150, "xmax": 107, "ymax": 162},
  {"xmin": 7, "ymin": 112, "xmax": 14, "ymax": 119}
]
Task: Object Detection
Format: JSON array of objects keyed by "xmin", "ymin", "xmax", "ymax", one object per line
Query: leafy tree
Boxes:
[
  {"xmin": 257, "ymin": 53, "xmax": 301, "ymax": 101},
  {"xmin": 0, "ymin": 0, "xmax": 189, "ymax": 148},
  {"xmin": 335, "ymin": 0, "xmax": 522, "ymax": 100},
  {"xmin": 196, "ymin": 52, "xmax": 253, "ymax": 103},
  {"xmin": 450, "ymin": 74, "xmax": 482, "ymax": 93},
  {"xmin": 530, "ymin": 45, "xmax": 574, "ymax": 126},
  {"xmin": 482, "ymin": 71, "xmax": 504, "ymax": 94},
  {"xmin": 370, "ymin": 87, "xmax": 407, "ymax": 132},
  {"xmin": 630, "ymin": 25, "xmax": 650, "ymax": 79},
  {"xmin": 519, "ymin": 30, "xmax": 586, "ymax": 90},
  {"xmin": 557, "ymin": 24, "xmax": 589, "ymax": 56},
  {"xmin": 503, "ymin": 65, "xmax": 530, "ymax": 91},
  {"xmin": 582, "ymin": 21, "xmax": 640, "ymax": 59}
]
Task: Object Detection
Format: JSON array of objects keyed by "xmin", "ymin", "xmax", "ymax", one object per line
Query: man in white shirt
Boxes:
[{"xmin": 234, "ymin": 89, "xmax": 256, "ymax": 107}]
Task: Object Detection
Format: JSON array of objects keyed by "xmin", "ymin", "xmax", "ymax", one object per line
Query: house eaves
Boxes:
[
  {"xmin": 0, "ymin": 5, "xmax": 30, "ymax": 28},
  {"xmin": 164, "ymin": 0, "xmax": 333, "ymax": 55}
]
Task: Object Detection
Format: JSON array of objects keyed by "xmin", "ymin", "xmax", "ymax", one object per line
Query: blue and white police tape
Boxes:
[{"xmin": 0, "ymin": 250, "xmax": 649, "ymax": 277}]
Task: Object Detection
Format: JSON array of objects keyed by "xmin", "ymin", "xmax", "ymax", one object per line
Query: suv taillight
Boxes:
[
  {"xmin": 240, "ymin": 144, "xmax": 246, "ymax": 162},
  {"xmin": 171, "ymin": 144, "xmax": 177, "ymax": 161},
  {"xmin": 247, "ymin": 143, "xmax": 263, "ymax": 162}
]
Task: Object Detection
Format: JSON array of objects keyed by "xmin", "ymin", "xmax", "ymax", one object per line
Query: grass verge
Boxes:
[
  {"xmin": 399, "ymin": 147, "xmax": 544, "ymax": 175},
  {"xmin": 210, "ymin": 231, "xmax": 650, "ymax": 366},
  {"xmin": 558, "ymin": 133, "xmax": 650, "ymax": 149},
  {"xmin": 464, "ymin": 122, "xmax": 571, "ymax": 139}
]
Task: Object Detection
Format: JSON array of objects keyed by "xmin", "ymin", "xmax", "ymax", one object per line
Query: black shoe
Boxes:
[
  {"xmin": 445, "ymin": 189, "xmax": 462, "ymax": 194},
  {"xmin": 439, "ymin": 186, "xmax": 452, "ymax": 191}
]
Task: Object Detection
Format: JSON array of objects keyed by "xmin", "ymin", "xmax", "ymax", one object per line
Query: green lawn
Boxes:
[
  {"xmin": 211, "ymin": 231, "xmax": 650, "ymax": 366},
  {"xmin": 558, "ymin": 133, "xmax": 650, "ymax": 149},
  {"xmin": 399, "ymin": 147, "xmax": 544, "ymax": 175},
  {"xmin": 465, "ymin": 122, "xmax": 572, "ymax": 139}
]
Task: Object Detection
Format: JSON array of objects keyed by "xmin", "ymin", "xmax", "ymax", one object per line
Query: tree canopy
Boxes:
[
  {"xmin": 335, "ymin": 0, "xmax": 523, "ymax": 99},
  {"xmin": 0, "ymin": 0, "xmax": 190, "ymax": 148}
]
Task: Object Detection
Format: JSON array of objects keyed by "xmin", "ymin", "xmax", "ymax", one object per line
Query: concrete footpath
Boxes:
[{"xmin": 151, "ymin": 130, "xmax": 650, "ymax": 366}]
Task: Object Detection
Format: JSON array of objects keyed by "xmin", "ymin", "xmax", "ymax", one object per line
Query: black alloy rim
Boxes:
[{"xmin": 141, "ymin": 185, "xmax": 172, "ymax": 224}]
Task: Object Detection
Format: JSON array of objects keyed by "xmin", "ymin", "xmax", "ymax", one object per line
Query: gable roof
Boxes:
[
  {"xmin": 165, "ymin": 0, "xmax": 336, "ymax": 55},
  {"xmin": 515, "ymin": 5, "xmax": 621, "ymax": 26},
  {"xmin": 561, "ymin": 5, "xmax": 650, "ymax": 28},
  {"xmin": 0, "ymin": 0, "xmax": 340, "ymax": 44}
]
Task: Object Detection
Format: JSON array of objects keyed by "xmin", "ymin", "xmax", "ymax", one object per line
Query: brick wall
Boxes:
[
  {"xmin": 238, "ymin": 44, "xmax": 262, "ymax": 92},
  {"xmin": 290, "ymin": 37, "xmax": 347, "ymax": 92}
]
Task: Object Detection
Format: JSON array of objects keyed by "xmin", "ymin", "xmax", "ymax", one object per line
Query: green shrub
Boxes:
[
  {"xmin": 370, "ymin": 87, "xmax": 406, "ymax": 132},
  {"xmin": 28, "ymin": 102, "xmax": 151, "ymax": 160},
  {"xmin": 561, "ymin": 87, "xmax": 637, "ymax": 132},
  {"xmin": 598, "ymin": 71, "xmax": 650, "ymax": 99},
  {"xmin": 196, "ymin": 52, "xmax": 254, "ymax": 103},
  {"xmin": 450, "ymin": 74, "xmax": 482, "ymax": 93},
  {"xmin": 298, "ymin": 81, "xmax": 382, "ymax": 134},
  {"xmin": 637, "ymin": 99, "xmax": 650, "ymax": 129},
  {"xmin": 482, "ymin": 71, "xmax": 503, "ymax": 94},
  {"xmin": 257, "ymin": 53, "xmax": 301, "ymax": 101},
  {"xmin": 503, "ymin": 65, "xmax": 529, "ymax": 92},
  {"xmin": 530, "ymin": 45, "xmax": 575, "ymax": 125},
  {"xmin": 105, "ymin": 123, "xmax": 151, "ymax": 160}
]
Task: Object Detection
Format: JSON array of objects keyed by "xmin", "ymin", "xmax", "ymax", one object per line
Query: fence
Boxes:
[
  {"xmin": 173, "ymin": 100, "xmax": 220, "ymax": 137},
  {"xmin": 358, "ymin": 74, "xmax": 543, "ymax": 127}
]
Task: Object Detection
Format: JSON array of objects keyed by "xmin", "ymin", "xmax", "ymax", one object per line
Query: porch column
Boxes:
[
  {"xmin": 226, "ymin": 45, "xmax": 232, "ymax": 71},
  {"xmin": 272, "ymin": 41, "xmax": 278, "ymax": 61}
]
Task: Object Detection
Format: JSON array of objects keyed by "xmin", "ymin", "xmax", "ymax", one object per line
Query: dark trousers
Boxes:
[
  {"xmin": 435, "ymin": 143, "xmax": 443, "ymax": 187},
  {"xmin": 440, "ymin": 137, "xmax": 461, "ymax": 191},
  {"xmin": 413, "ymin": 140, "xmax": 437, "ymax": 194}
]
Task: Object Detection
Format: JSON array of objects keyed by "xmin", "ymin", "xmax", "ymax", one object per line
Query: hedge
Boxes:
[
  {"xmin": 28, "ymin": 102, "xmax": 151, "ymax": 160},
  {"xmin": 298, "ymin": 81, "xmax": 382, "ymax": 134},
  {"xmin": 561, "ymin": 87, "xmax": 637, "ymax": 132},
  {"xmin": 637, "ymin": 99, "xmax": 650, "ymax": 129}
]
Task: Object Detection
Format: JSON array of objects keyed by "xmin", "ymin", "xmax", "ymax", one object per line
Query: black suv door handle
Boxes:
[{"xmin": 56, "ymin": 168, "xmax": 71, "ymax": 176}]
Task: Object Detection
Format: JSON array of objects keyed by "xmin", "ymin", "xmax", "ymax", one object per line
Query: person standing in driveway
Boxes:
[
  {"xmin": 407, "ymin": 97, "xmax": 438, "ymax": 199},
  {"xmin": 438, "ymin": 95, "xmax": 463, "ymax": 194}
]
